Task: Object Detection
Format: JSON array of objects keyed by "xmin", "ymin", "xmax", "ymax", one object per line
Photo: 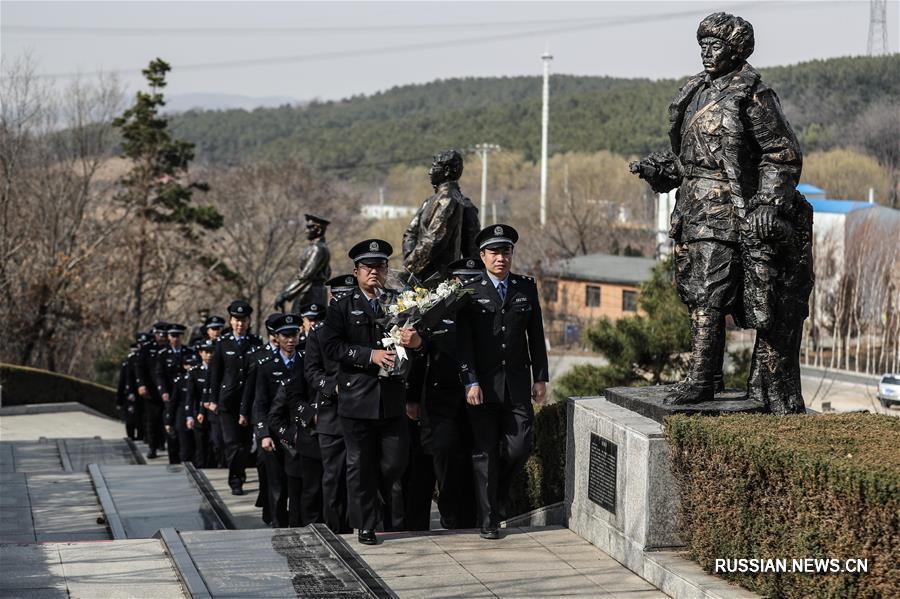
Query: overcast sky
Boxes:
[{"xmin": 3, "ymin": 0, "xmax": 898, "ymax": 102}]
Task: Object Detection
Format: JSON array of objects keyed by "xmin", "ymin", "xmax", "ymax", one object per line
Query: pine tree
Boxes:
[{"xmin": 113, "ymin": 58, "xmax": 222, "ymax": 332}]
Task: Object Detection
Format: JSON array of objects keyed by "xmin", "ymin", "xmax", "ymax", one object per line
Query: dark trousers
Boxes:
[
  {"xmin": 124, "ymin": 398, "xmax": 144, "ymax": 440},
  {"xmin": 430, "ymin": 405, "xmax": 477, "ymax": 529},
  {"xmin": 467, "ymin": 399, "xmax": 534, "ymax": 528},
  {"xmin": 144, "ymin": 401, "xmax": 166, "ymax": 451},
  {"xmin": 193, "ymin": 418, "xmax": 213, "ymax": 468},
  {"xmin": 318, "ymin": 432, "xmax": 350, "ymax": 533},
  {"xmin": 217, "ymin": 410, "xmax": 248, "ymax": 490},
  {"xmin": 260, "ymin": 448, "xmax": 288, "ymax": 527},
  {"xmin": 286, "ymin": 457, "xmax": 324, "ymax": 527},
  {"xmin": 177, "ymin": 426, "xmax": 195, "ymax": 464},
  {"xmin": 206, "ymin": 412, "xmax": 225, "ymax": 467},
  {"xmin": 341, "ymin": 415, "xmax": 409, "ymax": 531},
  {"xmin": 401, "ymin": 418, "xmax": 436, "ymax": 531}
]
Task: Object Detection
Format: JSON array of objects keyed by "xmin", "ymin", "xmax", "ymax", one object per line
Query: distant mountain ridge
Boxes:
[
  {"xmin": 164, "ymin": 93, "xmax": 299, "ymax": 113},
  {"xmin": 169, "ymin": 54, "xmax": 900, "ymax": 179}
]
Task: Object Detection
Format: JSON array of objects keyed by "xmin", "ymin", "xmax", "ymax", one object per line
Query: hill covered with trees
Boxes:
[{"xmin": 170, "ymin": 54, "xmax": 899, "ymax": 179}]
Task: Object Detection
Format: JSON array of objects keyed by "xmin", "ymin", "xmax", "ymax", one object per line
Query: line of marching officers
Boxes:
[{"xmin": 116, "ymin": 223, "xmax": 549, "ymax": 545}]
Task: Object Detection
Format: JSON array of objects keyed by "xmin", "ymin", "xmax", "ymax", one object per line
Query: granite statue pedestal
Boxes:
[{"xmin": 565, "ymin": 389, "xmax": 761, "ymax": 598}]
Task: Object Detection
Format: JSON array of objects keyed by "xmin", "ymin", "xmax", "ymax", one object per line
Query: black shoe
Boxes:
[
  {"xmin": 480, "ymin": 527, "xmax": 500, "ymax": 540},
  {"xmin": 146, "ymin": 450, "xmax": 157, "ymax": 459},
  {"xmin": 231, "ymin": 487, "xmax": 245, "ymax": 496},
  {"xmin": 357, "ymin": 529, "xmax": 377, "ymax": 545}
]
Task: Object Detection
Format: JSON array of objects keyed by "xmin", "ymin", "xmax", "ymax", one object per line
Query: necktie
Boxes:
[
  {"xmin": 370, "ymin": 298, "xmax": 379, "ymax": 315},
  {"xmin": 497, "ymin": 281, "xmax": 507, "ymax": 302}
]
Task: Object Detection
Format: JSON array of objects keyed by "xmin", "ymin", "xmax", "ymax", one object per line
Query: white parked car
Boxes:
[{"xmin": 878, "ymin": 374, "xmax": 900, "ymax": 409}]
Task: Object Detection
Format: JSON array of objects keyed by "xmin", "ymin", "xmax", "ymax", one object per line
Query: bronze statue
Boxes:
[
  {"xmin": 275, "ymin": 214, "xmax": 332, "ymax": 313},
  {"xmin": 630, "ymin": 12, "xmax": 813, "ymax": 414},
  {"xmin": 402, "ymin": 150, "xmax": 480, "ymax": 281}
]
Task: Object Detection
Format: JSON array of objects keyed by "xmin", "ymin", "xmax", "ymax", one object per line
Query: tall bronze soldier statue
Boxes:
[
  {"xmin": 630, "ymin": 12, "xmax": 813, "ymax": 414},
  {"xmin": 402, "ymin": 150, "xmax": 480, "ymax": 281},
  {"xmin": 275, "ymin": 214, "xmax": 331, "ymax": 313}
]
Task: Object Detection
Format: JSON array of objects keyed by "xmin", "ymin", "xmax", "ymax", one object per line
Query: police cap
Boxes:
[
  {"xmin": 274, "ymin": 313, "xmax": 302, "ymax": 334},
  {"xmin": 166, "ymin": 323, "xmax": 187, "ymax": 336},
  {"xmin": 299, "ymin": 303, "xmax": 326, "ymax": 320},
  {"xmin": 448, "ymin": 257, "xmax": 483, "ymax": 277},
  {"xmin": 326, "ymin": 274, "xmax": 356, "ymax": 291},
  {"xmin": 204, "ymin": 315, "xmax": 226, "ymax": 329},
  {"xmin": 227, "ymin": 300, "xmax": 252, "ymax": 317},
  {"xmin": 476, "ymin": 224, "xmax": 519, "ymax": 250},
  {"xmin": 264, "ymin": 312, "xmax": 282, "ymax": 334},
  {"xmin": 348, "ymin": 239, "xmax": 392, "ymax": 264},
  {"xmin": 196, "ymin": 338, "xmax": 216, "ymax": 352},
  {"xmin": 152, "ymin": 321, "xmax": 170, "ymax": 333}
]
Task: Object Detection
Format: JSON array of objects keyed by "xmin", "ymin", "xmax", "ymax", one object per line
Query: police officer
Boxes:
[
  {"xmin": 318, "ymin": 239, "xmax": 423, "ymax": 545},
  {"xmin": 135, "ymin": 321, "xmax": 168, "ymax": 459},
  {"xmin": 251, "ymin": 314, "xmax": 300, "ymax": 527},
  {"xmin": 116, "ymin": 336, "xmax": 145, "ymax": 441},
  {"xmin": 265, "ymin": 313, "xmax": 322, "ymax": 526},
  {"xmin": 186, "ymin": 338, "xmax": 215, "ymax": 467},
  {"xmin": 208, "ymin": 300, "xmax": 263, "ymax": 495},
  {"xmin": 203, "ymin": 315, "xmax": 226, "ymax": 342},
  {"xmin": 165, "ymin": 351, "xmax": 200, "ymax": 465},
  {"xmin": 457, "ymin": 225, "xmax": 549, "ymax": 539},
  {"xmin": 154, "ymin": 323, "xmax": 195, "ymax": 464},
  {"xmin": 324, "ymin": 274, "xmax": 357, "ymax": 303}
]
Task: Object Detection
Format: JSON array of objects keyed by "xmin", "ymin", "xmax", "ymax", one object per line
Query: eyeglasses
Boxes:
[{"xmin": 358, "ymin": 263, "xmax": 388, "ymax": 272}]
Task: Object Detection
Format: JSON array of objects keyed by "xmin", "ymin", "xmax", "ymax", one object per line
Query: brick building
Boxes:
[{"xmin": 540, "ymin": 253, "xmax": 656, "ymax": 345}]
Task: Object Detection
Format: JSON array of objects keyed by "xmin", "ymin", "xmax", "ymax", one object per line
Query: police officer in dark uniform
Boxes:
[
  {"xmin": 407, "ymin": 257, "xmax": 482, "ymax": 530},
  {"xmin": 117, "ymin": 335, "xmax": 147, "ymax": 441},
  {"xmin": 135, "ymin": 321, "xmax": 168, "ymax": 459},
  {"xmin": 186, "ymin": 338, "xmax": 215, "ymax": 467},
  {"xmin": 165, "ymin": 351, "xmax": 200, "ymax": 465},
  {"xmin": 319, "ymin": 239, "xmax": 423, "ymax": 545},
  {"xmin": 154, "ymin": 323, "xmax": 195, "ymax": 464},
  {"xmin": 457, "ymin": 225, "xmax": 549, "ymax": 539},
  {"xmin": 240, "ymin": 314, "xmax": 281, "ymax": 522},
  {"xmin": 266, "ymin": 313, "xmax": 323, "ymax": 526},
  {"xmin": 253, "ymin": 314, "xmax": 305, "ymax": 527},
  {"xmin": 208, "ymin": 300, "xmax": 263, "ymax": 495},
  {"xmin": 324, "ymin": 274, "xmax": 357, "ymax": 303},
  {"xmin": 203, "ymin": 315, "xmax": 226, "ymax": 342}
]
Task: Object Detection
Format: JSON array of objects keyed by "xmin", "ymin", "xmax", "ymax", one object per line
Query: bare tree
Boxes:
[{"xmin": 848, "ymin": 101, "xmax": 900, "ymax": 208}]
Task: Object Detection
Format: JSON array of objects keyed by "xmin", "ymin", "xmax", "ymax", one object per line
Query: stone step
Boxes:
[
  {"xmin": 89, "ymin": 463, "xmax": 233, "ymax": 539},
  {"xmin": 157, "ymin": 525, "xmax": 394, "ymax": 598}
]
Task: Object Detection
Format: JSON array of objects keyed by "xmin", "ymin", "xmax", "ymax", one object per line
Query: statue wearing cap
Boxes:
[
  {"xmin": 402, "ymin": 150, "xmax": 480, "ymax": 281},
  {"xmin": 275, "ymin": 214, "xmax": 332, "ymax": 313},
  {"xmin": 630, "ymin": 12, "xmax": 813, "ymax": 413}
]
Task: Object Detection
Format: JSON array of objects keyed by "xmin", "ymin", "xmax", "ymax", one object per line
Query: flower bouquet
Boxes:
[{"xmin": 376, "ymin": 277, "xmax": 472, "ymax": 378}]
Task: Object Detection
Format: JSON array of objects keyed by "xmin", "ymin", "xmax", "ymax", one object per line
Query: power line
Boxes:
[{"xmin": 34, "ymin": 3, "xmax": 760, "ymax": 79}]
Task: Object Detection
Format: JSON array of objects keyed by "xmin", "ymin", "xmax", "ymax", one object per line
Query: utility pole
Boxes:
[
  {"xmin": 540, "ymin": 49, "xmax": 553, "ymax": 228},
  {"xmin": 474, "ymin": 143, "xmax": 501, "ymax": 227}
]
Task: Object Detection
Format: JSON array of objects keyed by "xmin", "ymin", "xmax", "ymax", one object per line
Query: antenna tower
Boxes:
[{"xmin": 867, "ymin": 0, "xmax": 888, "ymax": 56}]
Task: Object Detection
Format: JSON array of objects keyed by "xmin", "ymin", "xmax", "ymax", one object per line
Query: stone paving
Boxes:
[{"xmin": 0, "ymin": 539, "xmax": 186, "ymax": 598}]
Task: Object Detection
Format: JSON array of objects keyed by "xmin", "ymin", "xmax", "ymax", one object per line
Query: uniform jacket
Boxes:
[
  {"xmin": 457, "ymin": 272, "xmax": 549, "ymax": 404},
  {"xmin": 209, "ymin": 333, "xmax": 263, "ymax": 413},
  {"xmin": 116, "ymin": 350, "xmax": 138, "ymax": 407},
  {"xmin": 240, "ymin": 344, "xmax": 276, "ymax": 419},
  {"xmin": 134, "ymin": 342, "xmax": 163, "ymax": 400},
  {"xmin": 185, "ymin": 363, "xmax": 211, "ymax": 419},
  {"xmin": 269, "ymin": 374, "xmax": 320, "ymax": 471},
  {"xmin": 402, "ymin": 181, "xmax": 480, "ymax": 281},
  {"xmin": 253, "ymin": 352, "xmax": 304, "ymax": 441},
  {"xmin": 303, "ymin": 323, "xmax": 342, "ymax": 436},
  {"xmin": 319, "ymin": 287, "xmax": 410, "ymax": 420},
  {"xmin": 154, "ymin": 345, "xmax": 196, "ymax": 397},
  {"xmin": 665, "ymin": 63, "xmax": 802, "ymax": 244},
  {"xmin": 165, "ymin": 370, "xmax": 191, "ymax": 430}
]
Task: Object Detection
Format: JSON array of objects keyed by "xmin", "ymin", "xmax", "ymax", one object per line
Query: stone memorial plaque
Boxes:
[{"xmin": 588, "ymin": 433, "xmax": 617, "ymax": 514}]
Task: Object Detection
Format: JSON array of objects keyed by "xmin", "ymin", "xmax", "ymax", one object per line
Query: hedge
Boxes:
[
  {"xmin": 665, "ymin": 413, "xmax": 899, "ymax": 598},
  {"xmin": 0, "ymin": 362, "xmax": 119, "ymax": 419},
  {"xmin": 506, "ymin": 398, "xmax": 568, "ymax": 516}
]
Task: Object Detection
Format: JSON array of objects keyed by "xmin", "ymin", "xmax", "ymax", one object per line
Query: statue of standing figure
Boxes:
[
  {"xmin": 402, "ymin": 150, "xmax": 481, "ymax": 282},
  {"xmin": 630, "ymin": 12, "xmax": 813, "ymax": 415},
  {"xmin": 275, "ymin": 214, "xmax": 332, "ymax": 313}
]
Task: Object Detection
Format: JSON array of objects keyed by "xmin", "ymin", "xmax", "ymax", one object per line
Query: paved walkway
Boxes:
[
  {"xmin": 342, "ymin": 526, "xmax": 665, "ymax": 599},
  {"xmin": 0, "ymin": 539, "xmax": 186, "ymax": 598}
]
